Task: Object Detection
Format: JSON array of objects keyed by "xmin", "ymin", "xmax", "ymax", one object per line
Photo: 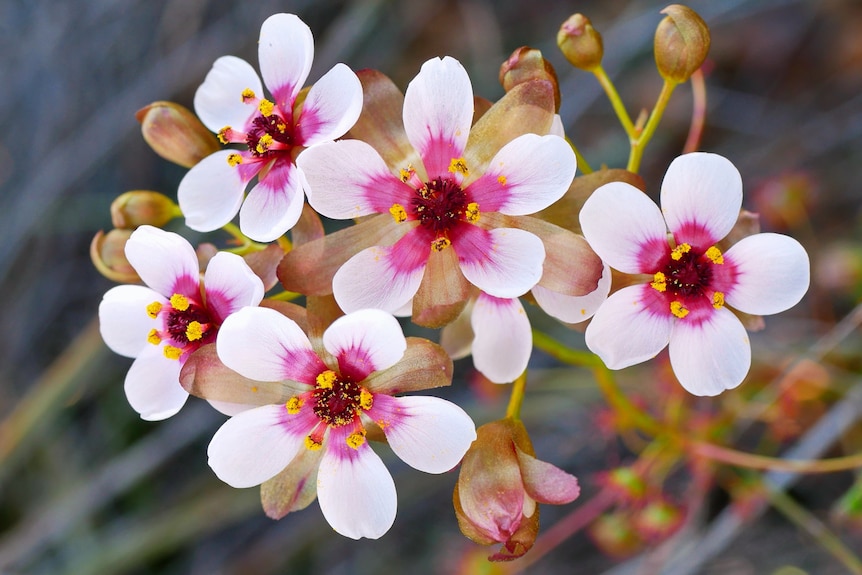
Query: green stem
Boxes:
[
  {"xmin": 592, "ymin": 66, "xmax": 636, "ymax": 139},
  {"xmin": 627, "ymin": 79, "xmax": 677, "ymax": 173},
  {"xmin": 531, "ymin": 330, "xmax": 602, "ymax": 368},
  {"xmin": 505, "ymin": 370, "xmax": 528, "ymax": 420},
  {"xmin": 570, "ymin": 140, "xmax": 593, "ymax": 174}
]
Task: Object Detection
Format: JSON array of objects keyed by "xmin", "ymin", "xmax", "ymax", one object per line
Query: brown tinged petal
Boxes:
[
  {"xmin": 291, "ymin": 203, "xmax": 326, "ymax": 247},
  {"xmin": 515, "ymin": 445, "xmax": 580, "ymax": 504},
  {"xmin": 362, "ymin": 337, "xmax": 453, "ymax": 394},
  {"xmin": 136, "ymin": 101, "xmax": 220, "ymax": 168},
  {"xmin": 90, "ymin": 229, "xmax": 140, "ymax": 283},
  {"xmin": 243, "ymin": 244, "xmax": 285, "ymax": 291},
  {"xmin": 260, "ymin": 447, "xmax": 323, "ymax": 519},
  {"xmin": 654, "ymin": 4, "xmax": 710, "ymax": 84},
  {"xmin": 487, "ymin": 509, "xmax": 540, "ymax": 561},
  {"xmin": 412, "ymin": 246, "xmax": 474, "ymax": 328},
  {"xmin": 499, "ymin": 47, "xmax": 560, "ymax": 112}
]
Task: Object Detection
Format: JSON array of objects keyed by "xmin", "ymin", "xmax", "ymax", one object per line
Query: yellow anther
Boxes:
[
  {"xmin": 163, "ymin": 345, "xmax": 183, "ymax": 360},
  {"xmin": 712, "ymin": 291, "xmax": 725, "ymax": 309},
  {"xmin": 241, "ymin": 88, "xmax": 256, "ymax": 102},
  {"xmin": 227, "ymin": 153, "xmax": 243, "ymax": 167},
  {"xmin": 147, "ymin": 329, "xmax": 161, "ymax": 345},
  {"xmin": 448, "ymin": 157, "xmax": 469, "ymax": 176},
  {"xmin": 346, "ymin": 430, "xmax": 367, "ymax": 450},
  {"xmin": 276, "ymin": 121, "xmax": 287, "ymax": 133},
  {"xmin": 185, "ymin": 321, "xmax": 203, "ymax": 342},
  {"xmin": 359, "ymin": 389, "xmax": 373, "ymax": 411},
  {"xmin": 217, "ymin": 126, "xmax": 231, "ymax": 144},
  {"xmin": 431, "ymin": 237, "xmax": 451, "ymax": 252},
  {"xmin": 399, "ymin": 166, "xmax": 414, "ymax": 183},
  {"xmin": 706, "ymin": 245, "xmax": 724, "ymax": 264},
  {"xmin": 316, "ymin": 370, "xmax": 337, "ymax": 389},
  {"xmin": 389, "ymin": 203, "xmax": 407, "ymax": 223},
  {"xmin": 465, "ymin": 202, "xmax": 480, "ymax": 222},
  {"xmin": 169, "ymin": 293, "xmax": 190, "ymax": 311},
  {"xmin": 285, "ymin": 396, "xmax": 304, "ymax": 414},
  {"xmin": 146, "ymin": 301, "xmax": 163, "ymax": 318},
  {"xmin": 650, "ymin": 271, "xmax": 667, "ymax": 292},
  {"xmin": 670, "ymin": 301, "xmax": 689, "ymax": 319},
  {"xmin": 256, "ymin": 133, "xmax": 274, "ymax": 154},
  {"xmin": 497, "ymin": 175, "xmax": 507, "ymax": 185},
  {"xmin": 304, "ymin": 435, "xmax": 323, "ymax": 451},
  {"xmin": 671, "ymin": 243, "xmax": 691, "ymax": 261},
  {"xmin": 258, "ymin": 99, "xmax": 274, "ymax": 116}
]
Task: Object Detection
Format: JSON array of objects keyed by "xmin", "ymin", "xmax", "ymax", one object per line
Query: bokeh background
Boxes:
[{"xmin": 2, "ymin": 0, "xmax": 862, "ymax": 573}]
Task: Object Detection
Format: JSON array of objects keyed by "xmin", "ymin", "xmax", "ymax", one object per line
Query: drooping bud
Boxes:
[
  {"xmin": 557, "ymin": 14, "xmax": 604, "ymax": 71},
  {"xmin": 110, "ymin": 190, "xmax": 179, "ymax": 229},
  {"xmin": 654, "ymin": 5, "xmax": 710, "ymax": 83},
  {"xmin": 499, "ymin": 47, "xmax": 561, "ymax": 112},
  {"xmin": 136, "ymin": 101, "xmax": 220, "ymax": 168},
  {"xmin": 90, "ymin": 229, "xmax": 140, "ymax": 283}
]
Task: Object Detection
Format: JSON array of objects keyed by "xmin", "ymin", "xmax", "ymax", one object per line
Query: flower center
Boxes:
[
  {"xmin": 145, "ymin": 293, "xmax": 216, "ymax": 360},
  {"xmin": 411, "ymin": 176, "xmax": 470, "ymax": 235},
  {"xmin": 218, "ymin": 96, "xmax": 293, "ymax": 162},
  {"xmin": 312, "ymin": 370, "xmax": 372, "ymax": 427},
  {"xmin": 650, "ymin": 243, "xmax": 726, "ymax": 319}
]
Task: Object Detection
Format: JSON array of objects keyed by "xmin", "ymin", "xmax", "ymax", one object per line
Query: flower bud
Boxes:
[
  {"xmin": 90, "ymin": 229, "xmax": 140, "ymax": 283},
  {"xmin": 589, "ymin": 511, "xmax": 642, "ymax": 556},
  {"xmin": 110, "ymin": 190, "xmax": 179, "ymax": 229},
  {"xmin": 499, "ymin": 47, "xmax": 561, "ymax": 112},
  {"xmin": 136, "ymin": 101, "xmax": 220, "ymax": 168},
  {"xmin": 557, "ymin": 14, "xmax": 604, "ymax": 71},
  {"xmin": 654, "ymin": 5, "xmax": 710, "ymax": 83},
  {"xmin": 632, "ymin": 498, "xmax": 683, "ymax": 542}
]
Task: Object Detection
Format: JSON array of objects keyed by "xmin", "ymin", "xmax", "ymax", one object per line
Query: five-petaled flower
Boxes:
[
  {"xmin": 579, "ymin": 152, "xmax": 810, "ymax": 395},
  {"xmin": 178, "ymin": 13, "xmax": 362, "ymax": 242},
  {"xmin": 201, "ymin": 306, "xmax": 476, "ymax": 539},
  {"xmin": 98, "ymin": 225, "xmax": 264, "ymax": 420}
]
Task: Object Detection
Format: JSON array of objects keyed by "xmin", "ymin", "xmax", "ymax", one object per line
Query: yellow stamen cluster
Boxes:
[
  {"xmin": 650, "ymin": 271, "xmax": 667, "ymax": 292},
  {"xmin": 217, "ymin": 126, "xmax": 231, "ymax": 144},
  {"xmin": 359, "ymin": 389, "xmax": 373, "ymax": 411},
  {"xmin": 465, "ymin": 202, "xmax": 480, "ymax": 223},
  {"xmin": 163, "ymin": 345, "xmax": 183, "ymax": 360},
  {"xmin": 185, "ymin": 321, "xmax": 203, "ymax": 342},
  {"xmin": 399, "ymin": 166, "xmax": 414, "ymax": 183},
  {"xmin": 258, "ymin": 99, "xmax": 274, "ymax": 116},
  {"xmin": 227, "ymin": 153, "xmax": 243, "ymax": 167},
  {"xmin": 670, "ymin": 301, "xmax": 689, "ymax": 319},
  {"xmin": 706, "ymin": 245, "xmax": 724, "ymax": 264},
  {"xmin": 286, "ymin": 396, "xmax": 304, "ymax": 414},
  {"xmin": 256, "ymin": 133, "xmax": 274, "ymax": 154},
  {"xmin": 448, "ymin": 157, "xmax": 469, "ymax": 176},
  {"xmin": 497, "ymin": 175, "xmax": 507, "ymax": 185},
  {"xmin": 241, "ymin": 88, "xmax": 256, "ymax": 102},
  {"xmin": 316, "ymin": 370, "xmax": 337, "ymax": 389},
  {"xmin": 170, "ymin": 293, "xmax": 190, "ymax": 311},
  {"xmin": 346, "ymin": 431, "xmax": 366, "ymax": 450},
  {"xmin": 147, "ymin": 329, "xmax": 161, "ymax": 345},
  {"xmin": 431, "ymin": 237, "xmax": 451, "ymax": 252},
  {"xmin": 304, "ymin": 436, "xmax": 323, "ymax": 451},
  {"xmin": 389, "ymin": 203, "xmax": 407, "ymax": 223},
  {"xmin": 712, "ymin": 291, "xmax": 725, "ymax": 309},
  {"xmin": 146, "ymin": 301, "xmax": 163, "ymax": 318},
  {"xmin": 671, "ymin": 243, "xmax": 691, "ymax": 261}
]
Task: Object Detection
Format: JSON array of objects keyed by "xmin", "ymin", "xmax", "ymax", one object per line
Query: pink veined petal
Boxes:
[
  {"xmin": 178, "ymin": 150, "xmax": 249, "ymax": 233},
  {"xmin": 579, "ymin": 182, "xmax": 668, "ymax": 274},
  {"xmin": 533, "ymin": 262, "xmax": 612, "ymax": 324},
  {"xmin": 239, "ymin": 160, "xmax": 304, "ymax": 242},
  {"xmin": 668, "ymin": 306, "xmax": 751, "ymax": 396},
  {"xmin": 202, "ymin": 252, "xmax": 265, "ymax": 323},
  {"xmin": 402, "ymin": 56, "xmax": 473, "ymax": 177},
  {"xmin": 317, "ymin": 440, "xmax": 397, "ymax": 540},
  {"xmin": 471, "ymin": 294, "xmax": 532, "ymax": 384},
  {"xmin": 124, "ymin": 346, "xmax": 187, "ymax": 421},
  {"xmin": 124, "ymin": 225, "xmax": 199, "ymax": 297},
  {"xmin": 370, "ymin": 394, "xmax": 476, "ymax": 474},
  {"xmin": 660, "ymin": 152, "xmax": 742, "ymax": 248},
  {"xmin": 724, "ymin": 232, "xmax": 810, "ymax": 316},
  {"xmin": 99, "ymin": 285, "xmax": 163, "ymax": 358},
  {"xmin": 298, "ymin": 139, "xmax": 414, "ymax": 219},
  {"xmin": 258, "ymin": 13, "xmax": 313, "ymax": 110},
  {"xmin": 332, "ymin": 233, "xmax": 428, "ymax": 314},
  {"xmin": 467, "ymin": 134, "xmax": 576, "ymax": 215},
  {"xmin": 194, "ymin": 55, "xmax": 262, "ymax": 133},
  {"xmin": 217, "ymin": 307, "xmax": 325, "ymax": 385},
  {"xmin": 207, "ymin": 404, "xmax": 309, "ymax": 488},
  {"xmin": 457, "ymin": 226, "xmax": 545, "ymax": 298},
  {"xmin": 585, "ymin": 284, "xmax": 673, "ymax": 369},
  {"xmin": 322, "ymin": 309, "xmax": 407, "ymax": 382},
  {"xmin": 296, "ymin": 63, "xmax": 363, "ymax": 146}
]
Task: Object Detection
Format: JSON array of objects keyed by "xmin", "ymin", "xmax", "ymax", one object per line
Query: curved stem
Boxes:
[
  {"xmin": 592, "ymin": 66, "xmax": 636, "ymax": 139},
  {"xmin": 682, "ymin": 68, "xmax": 707, "ymax": 153},
  {"xmin": 627, "ymin": 79, "xmax": 678, "ymax": 174},
  {"xmin": 505, "ymin": 370, "xmax": 528, "ymax": 420}
]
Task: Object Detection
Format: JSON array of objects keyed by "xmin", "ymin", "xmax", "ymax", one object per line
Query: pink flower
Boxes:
[
  {"xmin": 178, "ymin": 13, "xmax": 362, "ymax": 242},
  {"xmin": 98, "ymin": 226, "xmax": 264, "ymax": 420},
  {"xmin": 579, "ymin": 152, "xmax": 810, "ymax": 395},
  {"xmin": 204, "ymin": 307, "xmax": 476, "ymax": 539}
]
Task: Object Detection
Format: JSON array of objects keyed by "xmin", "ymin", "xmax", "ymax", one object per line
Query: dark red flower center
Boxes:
[
  {"xmin": 313, "ymin": 371, "xmax": 364, "ymax": 427},
  {"xmin": 246, "ymin": 113, "xmax": 293, "ymax": 159},
  {"xmin": 412, "ymin": 177, "xmax": 470, "ymax": 235}
]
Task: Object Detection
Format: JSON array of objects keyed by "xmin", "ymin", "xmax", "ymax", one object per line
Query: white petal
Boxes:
[
  {"xmin": 579, "ymin": 182, "xmax": 668, "ymax": 274},
  {"xmin": 178, "ymin": 150, "xmax": 247, "ymax": 232},
  {"xmin": 207, "ymin": 399, "xmax": 257, "ymax": 416},
  {"xmin": 296, "ymin": 63, "xmax": 363, "ymax": 146},
  {"xmin": 550, "ymin": 114, "xmax": 565, "ymax": 137},
  {"xmin": 323, "ymin": 309, "xmax": 407, "ymax": 378},
  {"xmin": 99, "ymin": 285, "xmax": 163, "ymax": 357},
  {"xmin": 375, "ymin": 395, "xmax": 476, "ymax": 473},
  {"xmin": 333, "ymin": 243, "xmax": 426, "ymax": 314},
  {"xmin": 457, "ymin": 226, "xmax": 545, "ymax": 298},
  {"xmin": 124, "ymin": 346, "xmax": 187, "ymax": 421},
  {"xmin": 317, "ymin": 444, "xmax": 397, "ymax": 539},
  {"xmin": 238, "ymin": 161, "xmax": 304, "ymax": 242},
  {"xmin": 439, "ymin": 300, "xmax": 474, "ymax": 360},
  {"xmin": 533, "ymin": 262, "xmax": 612, "ymax": 324},
  {"xmin": 668, "ymin": 307, "xmax": 751, "ymax": 396},
  {"xmin": 202, "ymin": 252, "xmax": 264, "ymax": 322},
  {"xmin": 207, "ymin": 404, "xmax": 307, "ymax": 488},
  {"xmin": 724, "ymin": 233, "xmax": 810, "ymax": 315},
  {"xmin": 258, "ymin": 13, "xmax": 313, "ymax": 109},
  {"xmin": 124, "ymin": 225, "xmax": 200, "ymax": 297},
  {"xmin": 471, "ymin": 294, "xmax": 532, "ymax": 383},
  {"xmin": 660, "ymin": 152, "xmax": 742, "ymax": 246},
  {"xmin": 585, "ymin": 285, "xmax": 673, "ymax": 369},
  {"xmin": 194, "ymin": 55, "xmax": 261, "ymax": 133}
]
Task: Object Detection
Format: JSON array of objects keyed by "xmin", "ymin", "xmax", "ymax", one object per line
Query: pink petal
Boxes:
[
  {"xmin": 668, "ymin": 307, "xmax": 751, "ymax": 396},
  {"xmin": 516, "ymin": 446, "xmax": 580, "ymax": 504},
  {"xmin": 207, "ymin": 404, "xmax": 309, "ymax": 488},
  {"xmin": 402, "ymin": 56, "xmax": 473, "ymax": 177},
  {"xmin": 317, "ymin": 440, "xmax": 397, "ymax": 539},
  {"xmin": 585, "ymin": 285, "xmax": 673, "ymax": 369},
  {"xmin": 296, "ymin": 63, "xmax": 363, "ymax": 146},
  {"xmin": 467, "ymin": 134, "xmax": 575, "ymax": 215},
  {"xmin": 216, "ymin": 307, "xmax": 325, "ymax": 385},
  {"xmin": 298, "ymin": 139, "xmax": 413, "ymax": 219},
  {"xmin": 533, "ymin": 262, "xmax": 612, "ymax": 324},
  {"xmin": 457, "ymin": 226, "xmax": 545, "ymax": 298},
  {"xmin": 724, "ymin": 233, "xmax": 810, "ymax": 315},
  {"xmin": 471, "ymin": 294, "xmax": 532, "ymax": 384},
  {"xmin": 579, "ymin": 182, "xmax": 668, "ymax": 274},
  {"xmin": 124, "ymin": 346, "xmax": 187, "ymax": 421},
  {"xmin": 323, "ymin": 309, "xmax": 407, "ymax": 381},
  {"xmin": 124, "ymin": 225, "xmax": 199, "ymax": 297},
  {"xmin": 99, "ymin": 285, "xmax": 163, "ymax": 358},
  {"xmin": 193, "ymin": 55, "xmax": 261, "ymax": 133},
  {"xmin": 660, "ymin": 152, "xmax": 742, "ymax": 248},
  {"xmin": 178, "ymin": 150, "xmax": 249, "ymax": 232},
  {"xmin": 370, "ymin": 395, "xmax": 476, "ymax": 474},
  {"xmin": 258, "ymin": 13, "xmax": 312, "ymax": 110},
  {"xmin": 203, "ymin": 252, "xmax": 264, "ymax": 323},
  {"xmin": 239, "ymin": 160, "xmax": 304, "ymax": 242}
]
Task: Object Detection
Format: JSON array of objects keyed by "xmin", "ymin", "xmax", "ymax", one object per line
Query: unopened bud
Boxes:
[
  {"xmin": 136, "ymin": 101, "xmax": 220, "ymax": 168},
  {"xmin": 110, "ymin": 190, "xmax": 179, "ymax": 229},
  {"xmin": 633, "ymin": 498, "xmax": 683, "ymax": 541},
  {"xmin": 557, "ymin": 14, "xmax": 603, "ymax": 71},
  {"xmin": 91, "ymin": 229, "xmax": 140, "ymax": 283},
  {"xmin": 499, "ymin": 47, "xmax": 561, "ymax": 112},
  {"xmin": 654, "ymin": 5, "xmax": 710, "ymax": 83}
]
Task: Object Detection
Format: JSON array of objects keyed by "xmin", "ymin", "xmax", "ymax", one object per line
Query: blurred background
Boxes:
[{"xmin": 2, "ymin": 0, "xmax": 862, "ymax": 573}]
